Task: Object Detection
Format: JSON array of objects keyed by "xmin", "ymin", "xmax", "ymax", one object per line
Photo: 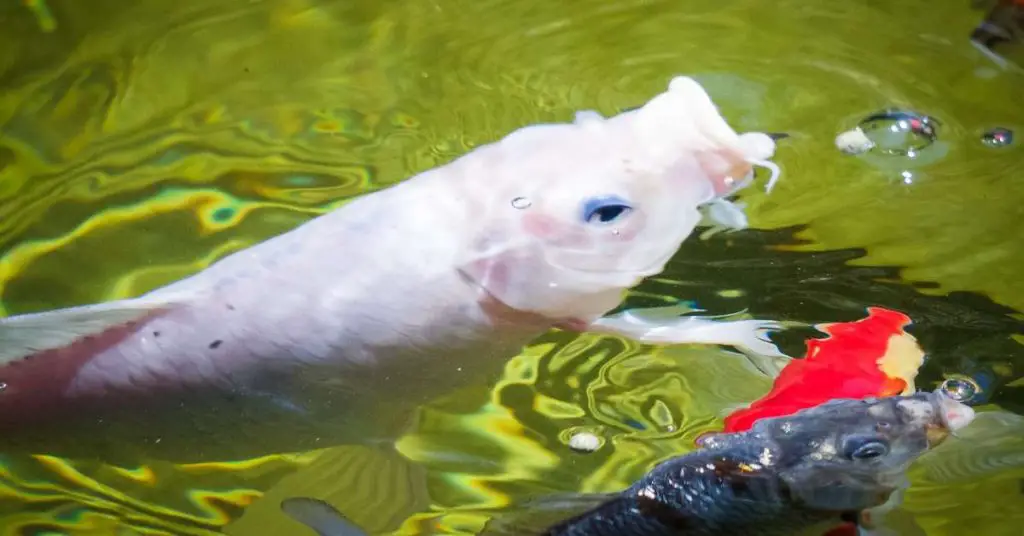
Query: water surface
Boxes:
[{"xmin": 1, "ymin": 0, "xmax": 1023, "ymax": 534}]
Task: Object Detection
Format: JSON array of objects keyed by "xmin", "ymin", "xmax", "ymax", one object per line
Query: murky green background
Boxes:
[{"xmin": 2, "ymin": 0, "xmax": 1023, "ymax": 534}]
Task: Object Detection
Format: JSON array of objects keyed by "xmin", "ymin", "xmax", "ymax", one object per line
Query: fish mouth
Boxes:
[
  {"xmin": 925, "ymin": 391, "xmax": 977, "ymax": 446},
  {"xmin": 895, "ymin": 391, "xmax": 976, "ymax": 448}
]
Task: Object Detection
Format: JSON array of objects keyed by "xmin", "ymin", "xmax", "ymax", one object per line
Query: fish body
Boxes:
[
  {"xmin": 283, "ymin": 392, "xmax": 974, "ymax": 536},
  {"xmin": 534, "ymin": 445, "xmax": 841, "ymax": 536},
  {"xmin": 515, "ymin": 392, "xmax": 973, "ymax": 536},
  {"xmin": 0, "ymin": 75, "xmax": 785, "ymax": 459},
  {"xmin": 720, "ymin": 307, "xmax": 925, "ymax": 435}
]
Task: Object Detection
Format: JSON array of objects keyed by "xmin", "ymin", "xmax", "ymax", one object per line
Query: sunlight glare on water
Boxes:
[{"xmin": 1, "ymin": 0, "xmax": 1023, "ymax": 534}]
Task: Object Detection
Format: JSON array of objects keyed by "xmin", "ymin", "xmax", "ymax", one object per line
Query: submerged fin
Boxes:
[
  {"xmin": 281, "ymin": 497, "xmax": 370, "ymax": 536},
  {"xmin": 586, "ymin": 309, "xmax": 788, "ymax": 359},
  {"xmin": 614, "ymin": 302, "xmax": 706, "ymax": 320},
  {"xmin": 223, "ymin": 444, "xmax": 431, "ymax": 536},
  {"xmin": 478, "ymin": 492, "xmax": 617, "ymax": 536},
  {"xmin": 698, "ymin": 198, "xmax": 750, "ymax": 240},
  {"xmin": 0, "ymin": 297, "xmax": 184, "ymax": 367}
]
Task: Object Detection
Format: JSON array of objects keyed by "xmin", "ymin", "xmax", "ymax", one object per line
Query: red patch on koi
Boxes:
[{"xmin": 720, "ymin": 307, "xmax": 919, "ymax": 434}]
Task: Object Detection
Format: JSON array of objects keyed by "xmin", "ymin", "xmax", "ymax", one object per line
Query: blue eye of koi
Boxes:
[
  {"xmin": 844, "ymin": 437, "xmax": 890, "ymax": 460},
  {"xmin": 581, "ymin": 196, "xmax": 633, "ymax": 224}
]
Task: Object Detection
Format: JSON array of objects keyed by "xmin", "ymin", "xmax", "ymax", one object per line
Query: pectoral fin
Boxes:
[
  {"xmin": 478, "ymin": 492, "xmax": 617, "ymax": 536},
  {"xmin": 698, "ymin": 198, "xmax": 750, "ymax": 239},
  {"xmin": 584, "ymin": 309, "xmax": 789, "ymax": 360}
]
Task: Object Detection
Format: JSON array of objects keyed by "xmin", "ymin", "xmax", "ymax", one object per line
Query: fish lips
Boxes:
[
  {"xmin": 928, "ymin": 390, "xmax": 977, "ymax": 445},
  {"xmin": 897, "ymin": 391, "xmax": 976, "ymax": 447}
]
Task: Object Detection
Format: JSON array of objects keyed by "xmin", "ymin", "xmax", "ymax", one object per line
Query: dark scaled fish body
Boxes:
[
  {"xmin": 538, "ymin": 443, "xmax": 846, "ymax": 536},
  {"xmin": 483, "ymin": 391, "xmax": 974, "ymax": 536}
]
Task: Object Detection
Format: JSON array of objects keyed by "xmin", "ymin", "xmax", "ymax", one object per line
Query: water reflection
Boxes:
[
  {"xmin": 1, "ymin": 0, "xmax": 1023, "ymax": 534},
  {"xmin": 981, "ymin": 126, "xmax": 1015, "ymax": 147},
  {"xmin": 387, "ymin": 225, "xmax": 1024, "ymax": 534},
  {"xmin": 857, "ymin": 109, "xmax": 940, "ymax": 157}
]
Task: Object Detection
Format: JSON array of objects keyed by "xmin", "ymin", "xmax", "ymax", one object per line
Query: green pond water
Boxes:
[{"xmin": 1, "ymin": 0, "xmax": 1023, "ymax": 534}]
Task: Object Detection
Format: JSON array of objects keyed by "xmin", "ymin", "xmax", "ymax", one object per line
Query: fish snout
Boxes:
[
  {"xmin": 900, "ymin": 391, "xmax": 976, "ymax": 446},
  {"xmin": 934, "ymin": 389, "xmax": 976, "ymax": 439}
]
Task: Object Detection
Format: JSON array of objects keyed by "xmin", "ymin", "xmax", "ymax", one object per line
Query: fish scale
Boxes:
[{"xmin": 542, "ymin": 443, "xmax": 837, "ymax": 536}]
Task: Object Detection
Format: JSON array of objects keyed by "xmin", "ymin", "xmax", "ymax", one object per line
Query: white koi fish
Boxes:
[{"xmin": 0, "ymin": 76, "xmax": 784, "ymax": 461}]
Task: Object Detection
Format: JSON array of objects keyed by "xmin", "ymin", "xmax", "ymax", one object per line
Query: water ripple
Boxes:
[{"xmin": 1, "ymin": 0, "xmax": 1023, "ymax": 534}]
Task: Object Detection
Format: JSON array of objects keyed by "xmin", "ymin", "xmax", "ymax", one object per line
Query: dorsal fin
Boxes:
[{"xmin": 0, "ymin": 295, "xmax": 188, "ymax": 366}]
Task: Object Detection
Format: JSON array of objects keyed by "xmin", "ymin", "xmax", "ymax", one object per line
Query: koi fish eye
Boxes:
[
  {"xmin": 581, "ymin": 196, "xmax": 633, "ymax": 224},
  {"xmin": 843, "ymin": 436, "xmax": 890, "ymax": 460}
]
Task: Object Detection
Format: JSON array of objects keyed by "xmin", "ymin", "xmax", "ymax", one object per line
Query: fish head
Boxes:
[
  {"xmin": 458, "ymin": 76, "xmax": 779, "ymax": 319},
  {"xmin": 753, "ymin": 391, "xmax": 975, "ymax": 513}
]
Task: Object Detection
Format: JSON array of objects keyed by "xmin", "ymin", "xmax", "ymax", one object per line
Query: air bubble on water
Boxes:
[
  {"xmin": 568, "ymin": 432, "xmax": 601, "ymax": 452},
  {"xmin": 981, "ymin": 128, "xmax": 1014, "ymax": 148},
  {"xmin": 939, "ymin": 376, "xmax": 980, "ymax": 403},
  {"xmin": 838, "ymin": 110, "xmax": 940, "ymax": 158},
  {"xmin": 559, "ymin": 426, "xmax": 606, "ymax": 453},
  {"xmin": 857, "ymin": 110, "xmax": 939, "ymax": 157}
]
